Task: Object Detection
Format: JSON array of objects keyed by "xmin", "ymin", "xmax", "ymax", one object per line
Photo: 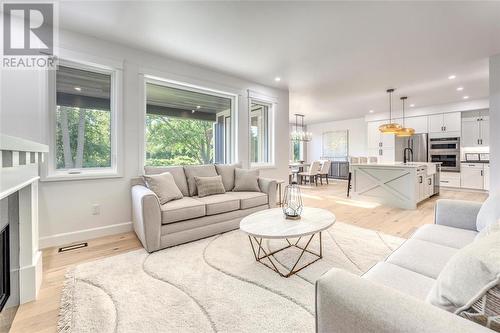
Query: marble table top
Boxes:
[{"xmin": 240, "ymin": 207, "xmax": 336, "ymax": 239}]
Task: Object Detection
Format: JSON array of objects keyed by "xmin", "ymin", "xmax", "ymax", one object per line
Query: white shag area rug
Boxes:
[{"xmin": 58, "ymin": 222, "xmax": 404, "ymax": 333}]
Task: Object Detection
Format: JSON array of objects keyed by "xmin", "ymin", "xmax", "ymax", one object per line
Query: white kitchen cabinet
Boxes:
[
  {"xmin": 443, "ymin": 112, "xmax": 462, "ymax": 132},
  {"xmin": 429, "ymin": 112, "xmax": 461, "ymax": 136},
  {"xmin": 461, "ymin": 118, "xmax": 480, "ymax": 147},
  {"xmin": 367, "ymin": 120, "xmax": 395, "ymax": 152},
  {"xmin": 425, "ymin": 175, "xmax": 434, "ymax": 198},
  {"xmin": 429, "ymin": 114, "xmax": 444, "ymax": 133},
  {"xmin": 379, "ymin": 148, "xmax": 395, "ymax": 163},
  {"xmin": 480, "ymin": 118, "xmax": 489, "ymax": 146},
  {"xmin": 404, "ymin": 116, "xmax": 428, "ymax": 134},
  {"xmin": 461, "ymin": 114, "xmax": 489, "ymax": 147},
  {"xmin": 440, "ymin": 172, "xmax": 461, "ymax": 188},
  {"xmin": 461, "ymin": 163, "xmax": 484, "ymax": 190},
  {"xmin": 484, "ymin": 164, "xmax": 490, "ymax": 191}
]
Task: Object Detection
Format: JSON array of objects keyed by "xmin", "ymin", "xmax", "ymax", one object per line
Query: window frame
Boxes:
[
  {"xmin": 248, "ymin": 90, "xmax": 276, "ymax": 169},
  {"xmin": 42, "ymin": 55, "xmax": 123, "ymax": 181},
  {"xmin": 141, "ymin": 75, "xmax": 238, "ymax": 168}
]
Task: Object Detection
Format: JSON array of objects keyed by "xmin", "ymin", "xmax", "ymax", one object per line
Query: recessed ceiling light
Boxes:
[
  {"xmin": 196, "ymin": 105, "xmax": 201, "ymax": 109},
  {"xmin": 410, "ymin": 104, "xmax": 415, "ymax": 107},
  {"xmin": 74, "ymin": 86, "xmax": 82, "ymax": 91},
  {"xmin": 463, "ymin": 96, "xmax": 469, "ymax": 100},
  {"xmin": 369, "ymin": 110, "xmax": 374, "ymax": 113},
  {"xmin": 448, "ymin": 75, "xmax": 457, "ymax": 80},
  {"xmin": 274, "ymin": 77, "xmax": 281, "ymax": 82},
  {"xmin": 456, "ymin": 87, "xmax": 464, "ymax": 91}
]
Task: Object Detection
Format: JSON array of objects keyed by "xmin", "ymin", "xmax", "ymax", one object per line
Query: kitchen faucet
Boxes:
[{"xmin": 403, "ymin": 147, "xmax": 413, "ymax": 164}]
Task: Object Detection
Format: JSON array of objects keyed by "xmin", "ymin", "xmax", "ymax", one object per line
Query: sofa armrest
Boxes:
[
  {"xmin": 316, "ymin": 268, "xmax": 490, "ymax": 333},
  {"xmin": 131, "ymin": 185, "xmax": 161, "ymax": 252},
  {"xmin": 258, "ymin": 177, "xmax": 277, "ymax": 208},
  {"xmin": 435, "ymin": 199, "xmax": 482, "ymax": 231}
]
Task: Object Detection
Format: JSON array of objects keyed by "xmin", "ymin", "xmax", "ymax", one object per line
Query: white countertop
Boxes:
[{"xmin": 351, "ymin": 162, "xmax": 440, "ymax": 168}]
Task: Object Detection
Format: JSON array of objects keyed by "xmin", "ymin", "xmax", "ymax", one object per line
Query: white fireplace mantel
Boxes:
[{"xmin": 0, "ymin": 134, "xmax": 48, "ymax": 304}]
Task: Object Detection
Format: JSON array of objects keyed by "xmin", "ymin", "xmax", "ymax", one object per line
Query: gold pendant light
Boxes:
[
  {"xmin": 379, "ymin": 88, "xmax": 402, "ymax": 134},
  {"xmin": 396, "ymin": 96, "xmax": 415, "ymax": 137}
]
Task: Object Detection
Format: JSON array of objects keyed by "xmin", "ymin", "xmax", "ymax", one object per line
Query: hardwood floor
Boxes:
[
  {"xmin": 9, "ymin": 182, "xmax": 487, "ymax": 332},
  {"xmin": 300, "ymin": 180, "xmax": 488, "ymax": 238}
]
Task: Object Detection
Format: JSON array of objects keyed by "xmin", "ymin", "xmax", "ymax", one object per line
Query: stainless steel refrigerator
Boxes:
[{"xmin": 395, "ymin": 133, "xmax": 428, "ymax": 163}]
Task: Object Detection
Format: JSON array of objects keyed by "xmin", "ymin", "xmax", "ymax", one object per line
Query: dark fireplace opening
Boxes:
[{"xmin": 0, "ymin": 225, "xmax": 10, "ymax": 312}]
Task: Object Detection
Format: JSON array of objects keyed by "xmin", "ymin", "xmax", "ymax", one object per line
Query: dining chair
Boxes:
[
  {"xmin": 368, "ymin": 156, "xmax": 378, "ymax": 164},
  {"xmin": 318, "ymin": 160, "xmax": 332, "ymax": 185},
  {"xmin": 298, "ymin": 160, "xmax": 321, "ymax": 186}
]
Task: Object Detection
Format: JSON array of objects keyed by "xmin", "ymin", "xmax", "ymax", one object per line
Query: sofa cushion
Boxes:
[
  {"xmin": 195, "ymin": 175, "xmax": 226, "ymax": 198},
  {"xmin": 161, "ymin": 197, "xmax": 206, "ymax": 224},
  {"xmin": 143, "ymin": 172, "xmax": 183, "ymax": 204},
  {"xmin": 363, "ymin": 262, "xmax": 435, "ymax": 301},
  {"xmin": 426, "ymin": 230, "xmax": 500, "ymax": 313},
  {"xmin": 194, "ymin": 193, "xmax": 240, "ymax": 216},
  {"xmin": 386, "ymin": 239, "xmax": 457, "ymax": 279},
  {"xmin": 226, "ymin": 191, "xmax": 268, "ymax": 209},
  {"xmin": 411, "ymin": 224, "xmax": 477, "ymax": 249},
  {"xmin": 476, "ymin": 193, "xmax": 500, "ymax": 231},
  {"xmin": 144, "ymin": 166, "xmax": 189, "ymax": 197},
  {"xmin": 233, "ymin": 168, "xmax": 260, "ymax": 192},
  {"xmin": 215, "ymin": 163, "xmax": 241, "ymax": 191},
  {"xmin": 184, "ymin": 165, "xmax": 218, "ymax": 196}
]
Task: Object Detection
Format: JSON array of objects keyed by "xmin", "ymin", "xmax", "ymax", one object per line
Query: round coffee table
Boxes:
[{"xmin": 240, "ymin": 207, "xmax": 336, "ymax": 278}]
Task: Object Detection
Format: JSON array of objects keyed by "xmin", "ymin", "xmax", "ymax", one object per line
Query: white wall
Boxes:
[
  {"xmin": 307, "ymin": 118, "xmax": 367, "ymax": 161},
  {"xmin": 1, "ymin": 29, "xmax": 289, "ymax": 247},
  {"xmin": 490, "ymin": 54, "xmax": 500, "ymax": 196}
]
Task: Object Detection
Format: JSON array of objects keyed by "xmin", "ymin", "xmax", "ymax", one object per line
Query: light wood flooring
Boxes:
[{"xmin": 9, "ymin": 181, "xmax": 488, "ymax": 333}]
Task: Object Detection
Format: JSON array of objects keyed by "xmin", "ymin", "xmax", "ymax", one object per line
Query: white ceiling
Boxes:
[{"xmin": 58, "ymin": 1, "xmax": 500, "ymax": 124}]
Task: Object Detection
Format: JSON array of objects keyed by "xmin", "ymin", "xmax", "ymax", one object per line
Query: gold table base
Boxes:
[{"xmin": 247, "ymin": 232, "xmax": 322, "ymax": 278}]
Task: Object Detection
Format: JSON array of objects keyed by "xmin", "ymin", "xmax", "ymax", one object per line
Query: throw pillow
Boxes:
[
  {"xmin": 215, "ymin": 163, "xmax": 241, "ymax": 191},
  {"xmin": 233, "ymin": 168, "xmax": 260, "ymax": 192},
  {"xmin": 183, "ymin": 165, "xmax": 218, "ymax": 196},
  {"xmin": 476, "ymin": 193, "xmax": 500, "ymax": 231},
  {"xmin": 143, "ymin": 172, "xmax": 183, "ymax": 204},
  {"xmin": 426, "ymin": 230, "xmax": 500, "ymax": 314},
  {"xmin": 144, "ymin": 166, "xmax": 189, "ymax": 197},
  {"xmin": 195, "ymin": 176, "xmax": 226, "ymax": 198}
]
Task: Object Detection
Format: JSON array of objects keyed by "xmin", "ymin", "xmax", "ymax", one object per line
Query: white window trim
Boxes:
[
  {"xmin": 41, "ymin": 53, "xmax": 123, "ymax": 181},
  {"xmin": 140, "ymin": 75, "xmax": 238, "ymax": 170},
  {"xmin": 248, "ymin": 90, "xmax": 276, "ymax": 169}
]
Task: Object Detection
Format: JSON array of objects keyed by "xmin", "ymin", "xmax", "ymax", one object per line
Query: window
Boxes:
[
  {"xmin": 145, "ymin": 80, "xmax": 235, "ymax": 166},
  {"xmin": 45, "ymin": 59, "xmax": 121, "ymax": 180},
  {"xmin": 249, "ymin": 94, "xmax": 275, "ymax": 167},
  {"xmin": 250, "ymin": 101, "xmax": 270, "ymax": 164}
]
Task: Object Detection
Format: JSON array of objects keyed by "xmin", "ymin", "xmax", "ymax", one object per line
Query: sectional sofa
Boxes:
[
  {"xmin": 316, "ymin": 197, "xmax": 499, "ymax": 333},
  {"xmin": 131, "ymin": 164, "xmax": 276, "ymax": 252}
]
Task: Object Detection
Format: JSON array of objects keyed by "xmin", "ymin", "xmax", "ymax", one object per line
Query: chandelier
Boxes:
[
  {"xmin": 379, "ymin": 88, "xmax": 402, "ymax": 134},
  {"xmin": 291, "ymin": 114, "xmax": 312, "ymax": 142}
]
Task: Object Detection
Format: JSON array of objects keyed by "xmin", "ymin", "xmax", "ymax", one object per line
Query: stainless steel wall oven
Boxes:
[{"xmin": 428, "ymin": 137, "xmax": 460, "ymax": 172}]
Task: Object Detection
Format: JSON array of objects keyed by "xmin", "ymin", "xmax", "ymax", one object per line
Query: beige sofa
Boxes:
[
  {"xmin": 316, "ymin": 198, "xmax": 499, "ymax": 333},
  {"xmin": 131, "ymin": 164, "xmax": 276, "ymax": 252}
]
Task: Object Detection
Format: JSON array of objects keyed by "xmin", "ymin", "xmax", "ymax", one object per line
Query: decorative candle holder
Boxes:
[{"xmin": 282, "ymin": 181, "xmax": 303, "ymax": 220}]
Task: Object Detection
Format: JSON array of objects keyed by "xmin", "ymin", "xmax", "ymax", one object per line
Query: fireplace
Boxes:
[
  {"xmin": 0, "ymin": 224, "xmax": 10, "ymax": 312},
  {"xmin": 0, "ymin": 134, "xmax": 46, "ymax": 331}
]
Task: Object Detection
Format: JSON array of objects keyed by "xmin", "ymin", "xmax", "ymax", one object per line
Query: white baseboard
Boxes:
[
  {"xmin": 19, "ymin": 250, "xmax": 42, "ymax": 304},
  {"xmin": 39, "ymin": 221, "xmax": 133, "ymax": 249}
]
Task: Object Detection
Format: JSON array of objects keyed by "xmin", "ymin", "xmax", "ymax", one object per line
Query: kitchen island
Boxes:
[{"xmin": 350, "ymin": 162, "xmax": 441, "ymax": 209}]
